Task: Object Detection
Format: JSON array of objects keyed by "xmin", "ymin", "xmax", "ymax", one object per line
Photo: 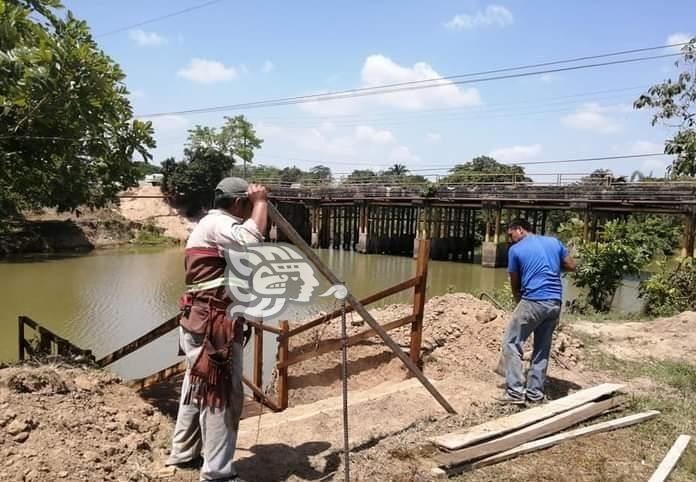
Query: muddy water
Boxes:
[{"xmin": 0, "ymin": 246, "xmax": 641, "ymax": 380}]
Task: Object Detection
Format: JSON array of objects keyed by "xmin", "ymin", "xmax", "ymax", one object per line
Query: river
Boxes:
[{"xmin": 0, "ymin": 246, "xmax": 641, "ymax": 381}]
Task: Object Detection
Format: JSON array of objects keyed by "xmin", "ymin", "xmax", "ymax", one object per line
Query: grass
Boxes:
[
  {"xmin": 450, "ymin": 334, "xmax": 696, "ymax": 481},
  {"xmin": 132, "ymin": 224, "xmax": 177, "ymax": 246}
]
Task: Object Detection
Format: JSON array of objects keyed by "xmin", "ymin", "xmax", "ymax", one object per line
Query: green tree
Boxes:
[
  {"xmin": 0, "ymin": 0, "xmax": 155, "ymax": 217},
  {"xmin": 309, "ymin": 165, "xmax": 332, "ymax": 182},
  {"xmin": 640, "ymin": 258, "xmax": 696, "ymax": 316},
  {"xmin": 226, "ymin": 115, "xmax": 263, "ymax": 177},
  {"xmin": 634, "ymin": 38, "xmax": 696, "ymax": 177},
  {"xmin": 444, "ymin": 156, "xmax": 529, "ymax": 183},
  {"xmin": 161, "ymin": 147, "xmax": 234, "ymax": 215},
  {"xmin": 386, "ymin": 163, "xmax": 409, "ymax": 176},
  {"xmin": 345, "ymin": 169, "xmax": 379, "ymax": 183},
  {"xmin": 187, "ymin": 115, "xmax": 263, "ymax": 177}
]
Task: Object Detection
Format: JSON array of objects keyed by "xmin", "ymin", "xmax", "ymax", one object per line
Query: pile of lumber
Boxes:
[{"xmin": 426, "ymin": 383, "xmax": 678, "ymax": 478}]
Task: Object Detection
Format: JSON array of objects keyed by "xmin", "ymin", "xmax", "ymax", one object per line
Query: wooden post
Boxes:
[
  {"xmin": 18, "ymin": 317, "xmax": 25, "ymax": 362},
  {"xmin": 410, "ymin": 239, "xmax": 430, "ymax": 366},
  {"xmin": 583, "ymin": 210, "xmax": 590, "ymax": 241},
  {"xmin": 277, "ymin": 320, "xmax": 290, "ymax": 410},
  {"xmin": 253, "ymin": 324, "xmax": 263, "ymax": 401},
  {"xmin": 683, "ymin": 212, "xmax": 695, "ymax": 258}
]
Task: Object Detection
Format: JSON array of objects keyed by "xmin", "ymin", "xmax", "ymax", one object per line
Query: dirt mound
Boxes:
[
  {"xmin": 572, "ymin": 311, "xmax": 696, "ymax": 362},
  {"xmin": 118, "ymin": 185, "xmax": 195, "ymax": 241},
  {"xmin": 0, "ymin": 365, "xmax": 174, "ymax": 482},
  {"xmin": 286, "ymin": 293, "xmax": 583, "ymax": 406}
]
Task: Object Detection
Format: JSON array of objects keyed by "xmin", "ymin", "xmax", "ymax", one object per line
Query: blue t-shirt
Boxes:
[{"xmin": 507, "ymin": 235, "xmax": 569, "ymax": 301}]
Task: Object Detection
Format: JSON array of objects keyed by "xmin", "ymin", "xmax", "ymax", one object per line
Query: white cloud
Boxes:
[
  {"xmin": 239, "ymin": 64, "xmax": 249, "ymax": 75},
  {"xmin": 445, "ymin": 5, "xmax": 513, "ymax": 30},
  {"xmin": 257, "ymin": 122, "xmax": 419, "ymax": 166},
  {"xmin": 143, "ymin": 115, "xmax": 190, "ymax": 162},
  {"xmin": 361, "ymin": 54, "xmax": 481, "ymax": 110},
  {"xmin": 128, "ymin": 29, "xmax": 167, "ymax": 47},
  {"xmin": 298, "ymin": 55, "xmax": 481, "ymax": 116},
  {"xmin": 354, "ymin": 125, "xmax": 395, "ymax": 144},
  {"xmin": 628, "ymin": 140, "xmax": 664, "ymax": 155},
  {"xmin": 489, "ymin": 144, "xmax": 543, "ymax": 163},
  {"xmin": 426, "ymin": 132, "xmax": 442, "ymax": 143},
  {"xmin": 177, "ymin": 58, "xmax": 238, "ymax": 84},
  {"xmin": 262, "ymin": 60, "xmax": 275, "ymax": 73},
  {"xmin": 540, "ymin": 73, "xmax": 556, "ymax": 83},
  {"xmin": 389, "ymin": 145, "xmax": 419, "ymax": 163},
  {"xmin": 667, "ymin": 32, "xmax": 693, "ymax": 52},
  {"xmin": 561, "ymin": 103, "xmax": 622, "ymax": 134}
]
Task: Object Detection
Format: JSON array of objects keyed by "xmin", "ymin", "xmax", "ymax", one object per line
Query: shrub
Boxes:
[{"xmin": 639, "ymin": 258, "xmax": 696, "ymax": 316}]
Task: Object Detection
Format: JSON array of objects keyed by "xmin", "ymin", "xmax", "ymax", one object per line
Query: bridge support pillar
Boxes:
[
  {"xmin": 269, "ymin": 223, "xmax": 278, "ymax": 242},
  {"xmin": 482, "ymin": 242, "xmax": 507, "ymax": 268},
  {"xmin": 310, "ymin": 204, "xmax": 320, "ymax": 248}
]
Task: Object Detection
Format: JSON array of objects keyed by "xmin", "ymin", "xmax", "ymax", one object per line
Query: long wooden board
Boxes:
[
  {"xmin": 472, "ymin": 410, "xmax": 660, "ymax": 469},
  {"xmin": 432, "ymin": 410, "xmax": 660, "ymax": 477},
  {"xmin": 648, "ymin": 434, "xmax": 691, "ymax": 482},
  {"xmin": 434, "ymin": 396, "xmax": 623, "ymax": 467},
  {"xmin": 97, "ymin": 315, "xmax": 179, "ymax": 367},
  {"xmin": 431, "ymin": 383, "xmax": 624, "ymax": 451}
]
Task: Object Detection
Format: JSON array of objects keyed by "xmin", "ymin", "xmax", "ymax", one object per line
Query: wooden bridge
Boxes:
[{"xmin": 265, "ymin": 179, "xmax": 696, "ymax": 267}]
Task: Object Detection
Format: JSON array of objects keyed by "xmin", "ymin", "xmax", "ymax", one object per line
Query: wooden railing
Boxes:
[
  {"xmin": 17, "ymin": 240, "xmax": 431, "ymax": 413},
  {"xmin": 18, "ymin": 316, "xmax": 95, "ymax": 363}
]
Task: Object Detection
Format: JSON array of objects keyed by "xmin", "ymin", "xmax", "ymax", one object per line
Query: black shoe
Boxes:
[
  {"xmin": 495, "ymin": 393, "xmax": 526, "ymax": 406},
  {"xmin": 166, "ymin": 455, "xmax": 203, "ymax": 469}
]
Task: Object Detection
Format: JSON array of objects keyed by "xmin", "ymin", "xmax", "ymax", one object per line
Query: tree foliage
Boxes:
[
  {"xmin": 443, "ymin": 156, "xmax": 529, "ymax": 183},
  {"xmin": 571, "ymin": 225, "xmax": 649, "ymax": 313},
  {"xmin": 0, "ymin": 0, "xmax": 155, "ymax": 217},
  {"xmin": 639, "ymin": 258, "xmax": 696, "ymax": 316},
  {"xmin": 567, "ymin": 215, "xmax": 681, "ymax": 313},
  {"xmin": 634, "ymin": 38, "xmax": 696, "ymax": 177},
  {"xmin": 187, "ymin": 115, "xmax": 263, "ymax": 175},
  {"xmin": 160, "ymin": 147, "xmax": 234, "ymax": 216}
]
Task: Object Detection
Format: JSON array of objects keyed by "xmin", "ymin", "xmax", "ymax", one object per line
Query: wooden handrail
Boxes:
[
  {"xmin": 245, "ymin": 319, "xmax": 282, "ymax": 335},
  {"xmin": 18, "ymin": 316, "xmax": 94, "ymax": 361},
  {"xmin": 242, "ymin": 376, "xmax": 281, "ymax": 412},
  {"xmin": 129, "ymin": 361, "xmax": 187, "ymax": 391},
  {"xmin": 277, "ymin": 314, "xmax": 415, "ymax": 369},
  {"xmin": 280, "ymin": 276, "xmax": 420, "ymax": 341},
  {"xmin": 128, "ymin": 361, "xmax": 282, "ymax": 412},
  {"xmin": 97, "ymin": 315, "xmax": 180, "ymax": 367}
]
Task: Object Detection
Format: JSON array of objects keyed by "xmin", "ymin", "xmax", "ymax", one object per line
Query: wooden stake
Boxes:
[
  {"xmin": 277, "ymin": 320, "xmax": 290, "ymax": 410},
  {"xmin": 410, "ymin": 239, "xmax": 430, "ymax": 366},
  {"xmin": 253, "ymin": 324, "xmax": 263, "ymax": 401}
]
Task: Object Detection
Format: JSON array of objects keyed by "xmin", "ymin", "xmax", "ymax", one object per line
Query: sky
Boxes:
[{"xmin": 62, "ymin": 0, "xmax": 695, "ymax": 181}]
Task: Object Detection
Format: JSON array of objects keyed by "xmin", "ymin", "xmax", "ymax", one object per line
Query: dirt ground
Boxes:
[
  {"xmin": 2, "ymin": 295, "xmax": 694, "ymax": 482},
  {"xmin": 571, "ymin": 311, "xmax": 696, "ymax": 363},
  {"xmin": 118, "ymin": 185, "xmax": 194, "ymax": 241}
]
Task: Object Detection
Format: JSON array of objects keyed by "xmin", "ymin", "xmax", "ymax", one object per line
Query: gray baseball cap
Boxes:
[{"xmin": 215, "ymin": 177, "xmax": 248, "ymax": 199}]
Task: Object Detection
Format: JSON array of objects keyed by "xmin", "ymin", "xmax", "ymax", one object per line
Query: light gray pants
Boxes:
[
  {"xmin": 167, "ymin": 327, "xmax": 244, "ymax": 482},
  {"xmin": 502, "ymin": 299, "xmax": 561, "ymax": 401}
]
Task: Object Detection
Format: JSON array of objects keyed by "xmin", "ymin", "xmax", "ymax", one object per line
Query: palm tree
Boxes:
[{"xmin": 387, "ymin": 163, "xmax": 409, "ymax": 176}]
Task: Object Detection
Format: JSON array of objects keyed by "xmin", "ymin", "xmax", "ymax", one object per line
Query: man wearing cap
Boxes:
[{"xmin": 166, "ymin": 178, "xmax": 267, "ymax": 482}]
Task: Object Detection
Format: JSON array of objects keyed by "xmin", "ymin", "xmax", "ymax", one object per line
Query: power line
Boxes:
[
  {"xmin": 96, "ymin": 0, "xmax": 227, "ymax": 38},
  {"xmin": 254, "ymin": 152, "xmax": 667, "ymax": 172},
  {"xmin": 138, "ymin": 46, "xmax": 684, "ymax": 118}
]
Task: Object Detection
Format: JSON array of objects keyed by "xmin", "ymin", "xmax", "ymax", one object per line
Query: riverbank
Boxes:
[
  {"xmin": 2, "ymin": 294, "xmax": 694, "ymax": 481},
  {"xmin": 0, "ymin": 199, "xmax": 180, "ymax": 257}
]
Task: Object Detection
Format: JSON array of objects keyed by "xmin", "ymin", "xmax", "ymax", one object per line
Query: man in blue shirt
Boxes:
[{"xmin": 500, "ymin": 218, "xmax": 576, "ymax": 405}]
